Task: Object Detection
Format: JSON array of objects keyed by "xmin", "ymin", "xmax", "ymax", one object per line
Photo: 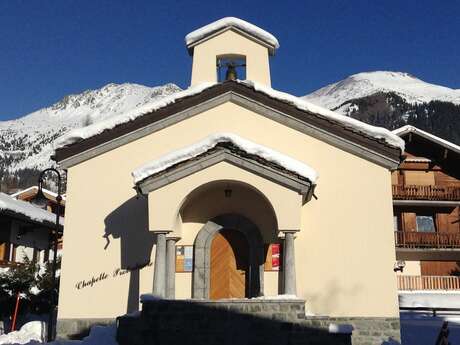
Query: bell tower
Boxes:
[{"xmin": 185, "ymin": 17, "xmax": 279, "ymax": 87}]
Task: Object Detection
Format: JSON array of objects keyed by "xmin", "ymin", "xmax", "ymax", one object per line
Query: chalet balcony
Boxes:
[
  {"xmin": 392, "ymin": 184, "xmax": 460, "ymax": 201},
  {"xmin": 398, "ymin": 275, "xmax": 460, "ymax": 291},
  {"xmin": 394, "ymin": 231, "xmax": 460, "ymax": 249},
  {"xmin": 0, "ymin": 260, "xmax": 22, "ymax": 268}
]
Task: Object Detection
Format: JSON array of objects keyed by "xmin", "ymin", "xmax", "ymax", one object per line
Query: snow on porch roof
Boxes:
[
  {"xmin": 185, "ymin": 17, "xmax": 280, "ymax": 52},
  {"xmin": 0, "ymin": 192, "xmax": 63, "ymax": 228},
  {"xmin": 132, "ymin": 133, "xmax": 319, "ymax": 185}
]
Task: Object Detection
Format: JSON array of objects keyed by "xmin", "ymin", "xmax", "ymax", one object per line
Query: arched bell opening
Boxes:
[{"xmin": 216, "ymin": 54, "xmax": 246, "ymax": 82}]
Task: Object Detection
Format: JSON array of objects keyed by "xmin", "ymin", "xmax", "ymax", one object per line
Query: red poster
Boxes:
[{"xmin": 271, "ymin": 244, "xmax": 280, "ymax": 270}]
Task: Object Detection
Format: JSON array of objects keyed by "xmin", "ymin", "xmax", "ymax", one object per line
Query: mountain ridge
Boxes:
[
  {"xmin": 303, "ymin": 71, "xmax": 460, "ymax": 111},
  {"xmin": 0, "ymin": 82, "xmax": 181, "ymax": 191},
  {"xmin": 2, "ymin": 71, "xmax": 459, "ymax": 192},
  {"xmin": 303, "ymin": 71, "xmax": 460, "ymax": 146}
]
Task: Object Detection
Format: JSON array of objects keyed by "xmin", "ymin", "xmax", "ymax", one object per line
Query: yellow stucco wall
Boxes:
[
  {"xmin": 190, "ymin": 30, "xmax": 271, "ymax": 86},
  {"xmin": 58, "ymin": 101, "xmax": 399, "ymax": 319}
]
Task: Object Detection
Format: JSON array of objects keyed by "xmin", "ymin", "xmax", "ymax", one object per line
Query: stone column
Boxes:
[
  {"xmin": 153, "ymin": 231, "xmax": 169, "ymax": 297},
  {"xmin": 283, "ymin": 231, "xmax": 297, "ymax": 295},
  {"xmin": 165, "ymin": 237, "xmax": 180, "ymax": 299}
]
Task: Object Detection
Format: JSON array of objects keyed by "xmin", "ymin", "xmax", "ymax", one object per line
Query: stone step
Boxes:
[{"xmin": 117, "ymin": 299, "xmax": 351, "ymax": 345}]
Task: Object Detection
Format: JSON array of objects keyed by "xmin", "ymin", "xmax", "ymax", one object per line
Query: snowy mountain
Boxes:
[
  {"xmin": 0, "ymin": 82, "xmax": 181, "ymax": 191},
  {"xmin": 304, "ymin": 71, "xmax": 460, "ymax": 112},
  {"xmin": 2, "ymin": 71, "xmax": 460, "ymax": 191},
  {"xmin": 303, "ymin": 71, "xmax": 460, "ymax": 145}
]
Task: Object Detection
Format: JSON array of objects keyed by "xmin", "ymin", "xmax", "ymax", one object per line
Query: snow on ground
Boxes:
[
  {"xmin": 399, "ymin": 291, "xmax": 460, "ymax": 309},
  {"xmin": 0, "ymin": 193, "xmax": 63, "ymax": 225},
  {"xmin": 400, "ymin": 311, "xmax": 460, "ymax": 345},
  {"xmin": 0, "ymin": 322, "xmax": 46, "ymax": 344},
  {"xmin": 399, "ymin": 292, "xmax": 460, "ymax": 344},
  {"xmin": 185, "ymin": 17, "xmax": 280, "ymax": 49},
  {"xmin": 0, "ymin": 323, "xmax": 117, "ymax": 345},
  {"xmin": 131, "ymin": 132, "xmax": 319, "ymax": 184},
  {"xmin": 303, "ymin": 71, "xmax": 460, "ymax": 111}
]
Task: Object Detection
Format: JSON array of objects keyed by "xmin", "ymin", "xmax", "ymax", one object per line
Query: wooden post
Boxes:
[{"xmin": 10, "ymin": 292, "xmax": 20, "ymax": 331}]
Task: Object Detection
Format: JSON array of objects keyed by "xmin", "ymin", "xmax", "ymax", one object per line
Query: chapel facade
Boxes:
[{"xmin": 54, "ymin": 18, "xmax": 403, "ymax": 344}]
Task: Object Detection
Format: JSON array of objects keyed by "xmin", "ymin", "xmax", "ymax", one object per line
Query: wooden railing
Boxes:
[
  {"xmin": 392, "ymin": 184, "xmax": 460, "ymax": 201},
  {"xmin": 395, "ymin": 231, "xmax": 460, "ymax": 249},
  {"xmin": 0, "ymin": 260, "xmax": 22, "ymax": 268},
  {"xmin": 398, "ymin": 275, "xmax": 460, "ymax": 290}
]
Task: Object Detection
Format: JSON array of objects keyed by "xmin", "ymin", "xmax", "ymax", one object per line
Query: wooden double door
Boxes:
[{"xmin": 210, "ymin": 229, "xmax": 249, "ymax": 300}]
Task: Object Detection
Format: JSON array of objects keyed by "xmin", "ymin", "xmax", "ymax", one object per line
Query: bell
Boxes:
[{"xmin": 225, "ymin": 64, "xmax": 238, "ymax": 81}]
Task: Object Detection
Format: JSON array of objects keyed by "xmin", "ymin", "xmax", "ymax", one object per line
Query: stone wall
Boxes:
[
  {"xmin": 57, "ymin": 299, "xmax": 400, "ymax": 345},
  {"xmin": 56, "ymin": 318, "xmax": 114, "ymax": 340},
  {"xmin": 117, "ymin": 299, "xmax": 352, "ymax": 345},
  {"xmin": 302, "ymin": 316, "xmax": 401, "ymax": 345}
]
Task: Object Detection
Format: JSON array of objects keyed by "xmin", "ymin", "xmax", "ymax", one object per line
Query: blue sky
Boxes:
[{"xmin": 0, "ymin": 0, "xmax": 459, "ymax": 120}]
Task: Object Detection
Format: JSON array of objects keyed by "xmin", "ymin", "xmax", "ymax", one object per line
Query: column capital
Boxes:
[
  {"xmin": 166, "ymin": 236, "xmax": 181, "ymax": 242},
  {"xmin": 152, "ymin": 230, "xmax": 172, "ymax": 235},
  {"xmin": 280, "ymin": 229, "xmax": 300, "ymax": 234}
]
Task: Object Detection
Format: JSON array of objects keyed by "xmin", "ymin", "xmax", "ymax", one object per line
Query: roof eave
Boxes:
[
  {"xmin": 54, "ymin": 82, "xmax": 401, "ymax": 170},
  {"xmin": 186, "ymin": 26, "xmax": 277, "ymax": 56},
  {"xmin": 0, "ymin": 209, "xmax": 63, "ymax": 231}
]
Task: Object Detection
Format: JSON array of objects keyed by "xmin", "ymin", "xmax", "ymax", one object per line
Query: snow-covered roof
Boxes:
[
  {"xmin": 132, "ymin": 133, "xmax": 319, "ymax": 185},
  {"xmin": 0, "ymin": 192, "xmax": 63, "ymax": 227},
  {"xmin": 185, "ymin": 17, "xmax": 280, "ymax": 51},
  {"xmin": 393, "ymin": 125, "xmax": 460, "ymax": 155},
  {"xmin": 55, "ymin": 81, "xmax": 404, "ymax": 154},
  {"xmin": 241, "ymin": 80, "xmax": 405, "ymax": 151},
  {"xmin": 11, "ymin": 186, "xmax": 66, "ymax": 202},
  {"xmin": 54, "ymin": 82, "xmax": 214, "ymax": 149}
]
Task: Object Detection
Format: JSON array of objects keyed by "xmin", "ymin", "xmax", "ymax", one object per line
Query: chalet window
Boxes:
[
  {"xmin": 416, "ymin": 214, "xmax": 436, "ymax": 232},
  {"xmin": 393, "ymin": 212, "xmax": 402, "ymax": 231}
]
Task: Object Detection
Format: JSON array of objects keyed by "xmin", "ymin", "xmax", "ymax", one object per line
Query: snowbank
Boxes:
[
  {"xmin": 55, "ymin": 80, "xmax": 404, "ymax": 154},
  {"xmin": 0, "ymin": 193, "xmax": 62, "ymax": 226},
  {"xmin": 185, "ymin": 17, "xmax": 279, "ymax": 49},
  {"xmin": 0, "ymin": 323, "xmax": 117, "ymax": 345},
  {"xmin": 328, "ymin": 323, "xmax": 353, "ymax": 334},
  {"xmin": 399, "ymin": 291, "xmax": 460, "ymax": 309},
  {"xmin": 0, "ymin": 321, "xmax": 46, "ymax": 344},
  {"xmin": 400, "ymin": 311, "xmax": 460, "ymax": 345},
  {"xmin": 132, "ymin": 133, "xmax": 319, "ymax": 184}
]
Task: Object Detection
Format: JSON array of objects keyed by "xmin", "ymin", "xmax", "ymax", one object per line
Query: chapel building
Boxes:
[{"xmin": 54, "ymin": 18, "xmax": 404, "ymax": 345}]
